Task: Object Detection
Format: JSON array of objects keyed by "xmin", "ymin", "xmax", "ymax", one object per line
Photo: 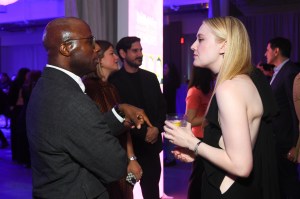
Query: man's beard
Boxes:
[{"xmin": 126, "ymin": 57, "xmax": 143, "ymax": 68}]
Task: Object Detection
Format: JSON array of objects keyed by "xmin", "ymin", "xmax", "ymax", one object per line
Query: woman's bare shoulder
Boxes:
[
  {"xmin": 216, "ymin": 75, "xmax": 261, "ymax": 110},
  {"xmin": 216, "ymin": 75, "xmax": 251, "ymax": 96}
]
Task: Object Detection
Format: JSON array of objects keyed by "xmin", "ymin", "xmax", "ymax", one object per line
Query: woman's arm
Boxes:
[
  {"xmin": 185, "ymin": 88, "xmax": 204, "ymax": 127},
  {"xmin": 210, "ymin": 81, "xmax": 253, "ymax": 177},
  {"xmin": 126, "ymin": 131, "xmax": 143, "ymax": 180},
  {"xmin": 186, "ymin": 109, "xmax": 205, "ymax": 127}
]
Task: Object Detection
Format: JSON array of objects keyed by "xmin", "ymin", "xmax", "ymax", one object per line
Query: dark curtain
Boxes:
[
  {"xmin": 239, "ymin": 13, "xmax": 300, "ymax": 65},
  {"xmin": 208, "ymin": 1, "xmax": 300, "ymax": 64},
  {"xmin": 65, "ymin": 0, "xmax": 117, "ymax": 44}
]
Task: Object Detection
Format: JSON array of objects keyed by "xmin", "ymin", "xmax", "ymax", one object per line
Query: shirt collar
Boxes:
[
  {"xmin": 274, "ymin": 59, "xmax": 289, "ymax": 73},
  {"xmin": 46, "ymin": 64, "xmax": 86, "ymax": 93}
]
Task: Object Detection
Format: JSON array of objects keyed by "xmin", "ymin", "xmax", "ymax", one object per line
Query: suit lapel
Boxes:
[{"xmin": 271, "ymin": 62, "xmax": 288, "ymax": 89}]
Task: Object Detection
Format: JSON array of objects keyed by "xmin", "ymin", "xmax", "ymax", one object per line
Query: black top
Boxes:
[
  {"xmin": 202, "ymin": 69, "xmax": 280, "ymax": 199},
  {"xmin": 109, "ymin": 67, "xmax": 166, "ymax": 155}
]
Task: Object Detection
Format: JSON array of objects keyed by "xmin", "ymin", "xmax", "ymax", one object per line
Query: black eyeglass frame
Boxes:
[{"xmin": 63, "ymin": 36, "xmax": 96, "ymax": 47}]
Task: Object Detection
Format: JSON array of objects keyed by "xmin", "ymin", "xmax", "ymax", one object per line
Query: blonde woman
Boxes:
[
  {"xmin": 164, "ymin": 16, "xmax": 279, "ymax": 199},
  {"xmin": 83, "ymin": 40, "xmax": 142, "ymax": 199}
]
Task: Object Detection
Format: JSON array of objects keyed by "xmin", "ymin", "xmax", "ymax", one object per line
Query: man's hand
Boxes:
[
  {"xmin": 145, "ymin": 126, "xmax": 159, "ymax": 144},
  {"xmin": 118, "ymin": 104, "xmax": 153, "ymax": 129},
  {"xmin": 287, "ymin": 147, "xmax": 298, "ymax": 163}
]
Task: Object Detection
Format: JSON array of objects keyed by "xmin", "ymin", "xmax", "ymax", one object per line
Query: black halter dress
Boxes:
[{"xmin": 201, "ymin": 69, "xmax": 280, "ymax": 199}]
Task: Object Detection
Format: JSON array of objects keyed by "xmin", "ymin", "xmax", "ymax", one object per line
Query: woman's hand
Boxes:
[
  {"xmin": 163, "ymin": 121, "xmax": 195, "ymax": 149},
  {"xmin": 172, "ymin": 147, "xmax": 195, "ymax": 163},
  {"xmin": 127, "ymin": 160, "xmax": 143, "ymax": 181}
]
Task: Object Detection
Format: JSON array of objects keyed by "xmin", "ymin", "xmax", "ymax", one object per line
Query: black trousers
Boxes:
[
  {"xmin": 138, "ymin": 152, "xmax": 161, "ymax": 199},
  {"xmin": 277, "ymin": 148, "xmax": 300, "ymax": 199}
]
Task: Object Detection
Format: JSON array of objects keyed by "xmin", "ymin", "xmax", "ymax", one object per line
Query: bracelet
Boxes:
[
  {"xmin": 114, "ymin": 104, "xmax": 125, "ymax": 118},
  {"xmin": 128, "ymin": 155, "xmax": 137, "ymax": 161},
  {"xmin": 193, "ymin": 140, "xmax": 202, "ymax": 156}
]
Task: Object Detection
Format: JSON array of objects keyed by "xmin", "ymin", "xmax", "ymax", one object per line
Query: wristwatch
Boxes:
[
  {"xmin": 114, "ymin": 104, "xmax": 125, "ymax": 118},
  {"xmin": 128, "ymin": 155, "xmax": 137, "ymax": 161}
]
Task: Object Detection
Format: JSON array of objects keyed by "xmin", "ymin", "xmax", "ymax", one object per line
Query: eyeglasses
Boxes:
[{"xmin": 63, "ymin": 36, "xmax": 96, "ymax": 47}]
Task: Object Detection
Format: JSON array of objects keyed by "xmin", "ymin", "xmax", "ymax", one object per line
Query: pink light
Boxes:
[{"xmin": 0, "ymin": 0, "xmax": 18, "ymax": 6}]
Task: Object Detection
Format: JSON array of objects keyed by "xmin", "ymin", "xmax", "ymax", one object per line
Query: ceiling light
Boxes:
[{"xmin": 0, "ymin": 0, "xmax": 18, "ymax": 6}]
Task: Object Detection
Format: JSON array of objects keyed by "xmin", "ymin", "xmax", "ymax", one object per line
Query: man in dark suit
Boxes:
[
  {"xmin": 265, "ymin": 37, "xmax": 300, "ymax": 199},
  {"xmin": 109, "ymin": 37, "xmax": 166, "ymax": 199},
  {"xmin": 26, "ymin": 17, "xmax": 152, "ymax": 199}
]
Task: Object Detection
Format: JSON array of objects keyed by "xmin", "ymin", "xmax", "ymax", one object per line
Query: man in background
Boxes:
[
  {"xmin": 110, "ymin": 36, "xmax": 166, "ymax": 199},
  {"xmin": 265, "ymin": 37, "xmax": 300, "ymax": 199}
]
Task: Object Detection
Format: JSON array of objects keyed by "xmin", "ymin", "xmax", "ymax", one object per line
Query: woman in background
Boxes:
[
  {"xmin": 292, "ymin": 72, "xmax": 300, "ymax": 163},
  {"xmin": 0, "ymin": 89, "xmax": 9, "ymax": 148},
  {"xmin": 83, "ymin": 40, "xmax": 142, "ymax": 199},
  {"xmin": 163, "ymin": 62, "xmax": 180, "ymax": 166},
  {"xmin": 163, "ymin": 62, "xmax": 180, "ymax": 114},
  {"xmin": 185, "ymin": 66, "xmax": 214, "ymax": 199},
  {"xmin": 16, "ymin": 70, "xmax": 41, "ymax": 167},
  {"xmin": 0, "ymin": 73, "xmax": 11, "ymax": 128},
  {"xmin": 8, "ymin": 67, "xmax": 30, "ymax": 161}
]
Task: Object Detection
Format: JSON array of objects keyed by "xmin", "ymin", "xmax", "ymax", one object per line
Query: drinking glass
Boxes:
[{"xmin": 166, "ymin": 113, "xmax": 187, "ymax": 127}]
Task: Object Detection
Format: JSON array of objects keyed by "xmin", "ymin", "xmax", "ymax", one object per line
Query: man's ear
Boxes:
[
  {"xmin": 119, "ymin": 49, "xmax": 126, "ymax": 59},
  {"xmin": 274, "ymin": 47, "xmax": 280, "ymax": 56},
  {"xmin": 59, "ymin": 43, "xmax": 76, "ymax": 56}
]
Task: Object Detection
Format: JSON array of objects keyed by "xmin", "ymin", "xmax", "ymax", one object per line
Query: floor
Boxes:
[
  {"xmin": 0, "ymin": 127, "xmax": 32, "ymax": 199},
  {"xmin": 0, "ymin": 116, "xmax": 192, "ymax": 199},
  {"xmin": 163, "ymin": 161, "xmax": 192, "ymax": 199}
]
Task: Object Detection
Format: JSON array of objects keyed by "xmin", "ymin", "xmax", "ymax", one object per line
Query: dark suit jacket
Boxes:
[
  {"xmin": 271, "ymin": 61, "xmax": 300, "ymax": 150},
  {"xmin": 109, "ymin": 67, "xmax": 166, "ymax": 155},
  {"xmin": 26, "ymin": 67, "xmax": 127, "ymax": 199}
]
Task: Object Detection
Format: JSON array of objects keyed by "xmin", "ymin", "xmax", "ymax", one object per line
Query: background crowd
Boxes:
[{"xmin": 0, "ymin": 69, "xmax": 41, "ymax": 168}]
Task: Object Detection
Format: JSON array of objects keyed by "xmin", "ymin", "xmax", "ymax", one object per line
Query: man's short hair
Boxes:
[
  {"xmin": 268, "ymin": 37, "xmax": 291, "ymax": 58},
  {"xmin": 116, "ymin": 36, "xmax": 141, "ymax": 62}
]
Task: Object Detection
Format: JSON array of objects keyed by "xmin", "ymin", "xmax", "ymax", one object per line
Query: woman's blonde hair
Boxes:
[{"xmin": 203, "ymin": 16, "xmax": 253, "ymax": 88}]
